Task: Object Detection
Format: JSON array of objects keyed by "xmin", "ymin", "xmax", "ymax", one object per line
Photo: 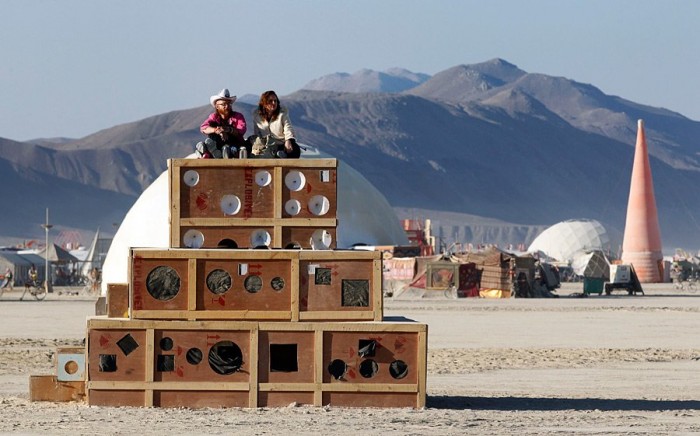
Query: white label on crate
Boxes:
[
  {"xmin": 238, "ymin": 264, "xmax": 248, "ymax": 275},
  {"xmin": 320, "ymin": 170, "xmax": 330, "ymax": 183},
  {"xmin": 308, "ymin": 264, "xmax": 319, "ymax": 275}
]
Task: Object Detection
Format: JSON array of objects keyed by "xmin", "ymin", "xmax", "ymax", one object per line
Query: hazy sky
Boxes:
[{"xmin": 1, "ymin": 0, "xmax": 698, "ymax": 141}]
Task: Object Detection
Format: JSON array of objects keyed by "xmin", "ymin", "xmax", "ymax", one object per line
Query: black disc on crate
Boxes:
[{"xmin": 146, "ymin": 266, "xmax": 181, "ymax": 301}]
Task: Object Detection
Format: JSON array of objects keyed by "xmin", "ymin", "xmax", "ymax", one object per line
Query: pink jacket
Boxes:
[{"xmin": 200, "ymin": 111, "xmax": 247, "ymax": 136}]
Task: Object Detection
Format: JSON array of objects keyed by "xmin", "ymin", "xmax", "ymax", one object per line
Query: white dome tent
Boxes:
[
  {"xmin": 101, "ymin": 147, "xmax": 409, "ymax": 294},
  {"xmin": 528, "ymin": 219, "xmax": 610, "ymax": 263}
]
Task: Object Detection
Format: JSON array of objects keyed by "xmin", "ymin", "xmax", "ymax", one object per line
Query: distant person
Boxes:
[
  {"xmin": 249, "ymin": 90, "xmax": 300, "ymax": 158},
  {"xmin": 28, "ymin": 264, "xmax": 38, "ymax": 285},
  {"xmin": 21, "ymin": 264, "xmax": 39, "ymax": 300},
  {"xmin": 197, "ymin": 88, "xmax": 247, "ymax": 159},
  {"xmin": 2, "ymin": 267, "xmax": 13, "ymax": 290}
]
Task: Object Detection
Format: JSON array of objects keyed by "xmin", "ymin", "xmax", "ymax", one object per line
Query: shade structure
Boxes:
[
  {"xmin": 527, "ymin": 219, "xmax": 609, "ymax": 263},
  {"xmin": 621, "ymin": 119, "xmax": 663, "ymax": 282}
]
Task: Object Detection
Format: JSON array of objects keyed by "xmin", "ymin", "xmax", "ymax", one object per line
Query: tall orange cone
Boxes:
[{"xmin": 621, "ymin": 119, "xmax": 663, "ymax": 282}]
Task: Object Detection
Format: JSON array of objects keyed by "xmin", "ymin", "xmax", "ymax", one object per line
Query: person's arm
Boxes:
[
  {"xmin": 200, "ymin": 113, "xmax": 228, "ymax": 135},
  {"xmin": 280, "ymin": 108, "xmax": 296, "ymax": 151},
  {"xmin": 232, "ymin": 112, "xmax": 247, "ymax": 137},
  {"xmin": 281, "ymin": 108, "xmax": 296, "ymax": 141},
  {"xmin": 252, "ymin": 109, "xmax": 262, "ymax": 137}
]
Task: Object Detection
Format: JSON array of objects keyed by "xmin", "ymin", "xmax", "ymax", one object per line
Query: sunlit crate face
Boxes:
[
  {"xmin": 300, "ymin": 259, "xmax": 376, "ymax": 312},
  {"xmin": 88, "ymin": 329, "xmax": 148, "ymax": 382},
  {"xmin": 172, "ymin": 161, "xmax": 337, "ymax": 220},
  {"xmin": 152, "ymin": 329, "xmax": 252, "ymax": 383},
  {"xmin": 322, "ymin": 331, "xmax": 419, "ymax": 385},
  {"xmin": 196, "ymin": 258, "xmax": 293, "ymax": 312}
]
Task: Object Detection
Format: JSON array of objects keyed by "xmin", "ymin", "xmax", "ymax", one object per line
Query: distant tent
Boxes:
[
  {"xmin": 571, "ymin": 250, "xmax": 610, "ymax": 279},
  {"xmin": 81, "ymin": 229, "xmax": 100, "ymax": 278},
  {"xmin": 38, "ymin": 243, "xmax": 79, "ymax": 264}
]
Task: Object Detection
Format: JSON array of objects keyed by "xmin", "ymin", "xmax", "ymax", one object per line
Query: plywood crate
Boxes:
[
  {"xmin": 169, "ymin": 158, "xmax": 338, "ymax": 249},
  {"xmin": 129, "ymin": 248, "xmax": 383, "ymax": 322},
  {"xmin": 86, "ymin": 318, "xmax": 427, "ymax": 408}
]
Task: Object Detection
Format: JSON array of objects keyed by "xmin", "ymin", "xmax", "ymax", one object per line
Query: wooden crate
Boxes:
[
  {"xmin": 107, "ymin": 283, "xmax": 129, "ymax": 318},
  {"xmin": 86, "ymin": 318, "xmax": 427, "ymax": 408},
  {"xmin": 169, "ymin": 159, "xmax": 338, "ymax": 249},
  {"xmin": 129, "ymin": 248, "xmax": 383, "ymax": 322},
  {"xmin": 29, "ymin": 375, "xmax": 85, "ymax": 402}
]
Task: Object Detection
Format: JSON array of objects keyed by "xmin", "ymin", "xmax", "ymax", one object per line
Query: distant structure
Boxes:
[{"xmin": 621, "ymin": 119, "xmax": 663, "ymax": 282}]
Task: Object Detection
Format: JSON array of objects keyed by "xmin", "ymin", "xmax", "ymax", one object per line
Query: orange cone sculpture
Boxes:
[{"xmin": 621, "ymin": 119, "xmax": 663, "ymax": 282}]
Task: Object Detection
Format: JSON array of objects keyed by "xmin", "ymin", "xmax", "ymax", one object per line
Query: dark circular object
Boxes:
[
  {"xmin": 159, "ymin": 337, "xmax": 173, "ymax": 351},
  {"xmin": 217, "ymin": 239, "xmax": 238, "ymax": 249},
  {"xmin": 359, "ymin": 359, "xmax": 379, "ymax": 378},
  {"xmin": 206, "ymin": 269, "xmax": 232, "ymax": 295},
  {"xmin": 271, "ymin": 277, "xmax": 285, "ymax": 292},
  {"xmin": 244, "ymin": 275, "xmax": 263, "ymax": 293},
  {"xmin": 208, "ymin": 341, "xmax": 243, "ymax": 375},
  {"xmin": 186, "ymin": 348, "xmax": 203, "ymax": 365},
  {"xmin": 327, "ymin": 359, "xmax": 347, "ymax": 380},
  {"xmin": 146, "ymin": 266, "xmax": 180, "ymax": 301},
  {"xmin": 389, "ymin": 360, "xmax": 409, "ymax": 379}
]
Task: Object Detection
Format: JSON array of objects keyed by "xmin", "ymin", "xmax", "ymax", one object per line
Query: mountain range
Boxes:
[{"xmin": 2, "ymin": 58, "xmax": 700, "ymax": 254}]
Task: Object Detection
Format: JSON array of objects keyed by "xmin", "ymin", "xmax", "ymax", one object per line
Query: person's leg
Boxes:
[
  {"xmin": 287, "ymin": 139, "xmax": 301, "ymax": 159},
  {"xmin": 204, "ymin": 134, "xmax": 225, "ymax": 158}
]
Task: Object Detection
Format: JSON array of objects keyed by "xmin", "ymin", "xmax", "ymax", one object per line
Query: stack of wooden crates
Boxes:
[{"xmin": 35, "ymin": 158, "xmax": 428, "ymax": 409}]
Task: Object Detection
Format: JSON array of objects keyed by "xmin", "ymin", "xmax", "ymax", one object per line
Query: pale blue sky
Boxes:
[{"xmin": 1, "ymin": 0, "xmax": 698, "ymax": 141}]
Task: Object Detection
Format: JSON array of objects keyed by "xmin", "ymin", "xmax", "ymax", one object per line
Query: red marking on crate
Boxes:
[{"xmin": 196, "ymin": 193, "xmax": 208, "ymax": 210}]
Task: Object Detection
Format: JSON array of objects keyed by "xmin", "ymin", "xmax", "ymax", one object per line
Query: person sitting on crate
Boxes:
[
  {"xmin": 196, "ymin": 88, "xmax": 248, "ymax": 159},
  {"xmin": 248, "ymin": 90, "xmax": 300, "ymax": 158}
]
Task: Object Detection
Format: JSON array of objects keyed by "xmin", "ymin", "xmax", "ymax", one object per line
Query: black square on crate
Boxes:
[
  {"xmin": 99, "ymin": 354, "xmax": 117, "ymax": 372},
  {"xmin": 270, "ymin": 344, "xmax": 298, "ymax": 372},
  {"xmin": 116, "ymin": 334, "xmax": 139, "ymax": 356},
  {"xmin": 342, "ymin": 279, "xmax": 369, "ymax": 307},
  {"xmin": 315, "ymin": 268, "xmax": 332, "ymax": 285},
  {"xmin": 157, "ymin": 355, "xmax": 175, "ymax": 372}
]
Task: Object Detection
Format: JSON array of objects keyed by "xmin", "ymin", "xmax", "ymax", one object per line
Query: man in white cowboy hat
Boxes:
[{"xmin": 197, "ymin": 88, "xmax": 248, "ymax": 158}]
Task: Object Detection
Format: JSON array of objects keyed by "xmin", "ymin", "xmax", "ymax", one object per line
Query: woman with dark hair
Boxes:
[{"xmin": 249, "ymin": 90, "xmax": 300, "ymax": 158}]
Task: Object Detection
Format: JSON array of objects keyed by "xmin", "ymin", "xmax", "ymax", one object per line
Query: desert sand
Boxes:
[{"xmin": 0, "ymin": 283, "xmax": 699, "ymax": 435}]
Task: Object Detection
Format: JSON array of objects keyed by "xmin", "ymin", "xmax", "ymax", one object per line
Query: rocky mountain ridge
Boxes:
[{"xmin": 2, "ymin": 58, "xmax": 699, "ymax": 253}]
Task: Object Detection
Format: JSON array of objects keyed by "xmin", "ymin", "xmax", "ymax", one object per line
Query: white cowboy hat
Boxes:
[{"xmin": 210, "ymin": 88, "xmax": 237, "ymax": 107}]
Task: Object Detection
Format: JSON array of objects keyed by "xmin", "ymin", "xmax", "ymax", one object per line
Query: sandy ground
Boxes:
[{"xmin": 0, "ymin": 283, "xmax": 699, "ymax": 435}]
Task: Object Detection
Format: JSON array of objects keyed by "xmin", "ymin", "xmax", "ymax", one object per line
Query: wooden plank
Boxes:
[
  {"xmin": 132, "ymin": 310, "xmax": 292, "ymax": 320},
  {"xmin": 290, "ymin": 258, "xmax": 300, "ymax": 322},
  {"xmin": 169, "ymin": 159, "xmax": 181, "ymax": 248},
  {"xmin": 273, "ymin": 166, "xmax": 283, "ymax": 219},
  {"xmin": 417, "ymin": 329, "xmax": 428, "ymax": 408},
  {"xmin": 248, "ymin": 324, "xmax": 259, "ymax": 408},
  {"xmin": 179, "ymin": 218, "xmax": 337, "ymax": 227},
  {"xmin": 87, "ymin": 318, "xmax": 258, "ymax": 330},
  {"xmin": 373, "ymin": 258, "xmax": 384, "ymax": 321},
  {"xmin": 187, "ymin": 259, "xmax": 197, "ymax": 313},
  {"xmin": 321, "ymin": 383, "xmax": 417, "ymax": 393},
  {"xmin": 169, "ymin": 158, "xmax": 337, "ymax": 169},
  {"xmin": 132, "ymin": 248, "xmax": 298, "ymax": 260},
  {"xmin": 314, "ymin": 328, "xmax": 323, "ymax": 406},
  {"xmin": 298, "ymin": 312, "xmax": 376, "ymax": 321},
  {"xmin": 88, "ymin": 381, "xmax": 250, "ymax": 390}
]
